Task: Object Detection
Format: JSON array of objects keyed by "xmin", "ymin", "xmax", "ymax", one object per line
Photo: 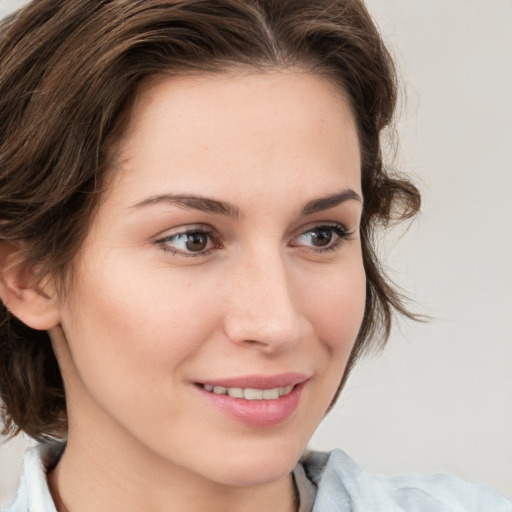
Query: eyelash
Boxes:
[
  {"xmin": 156, "ymin": 226, "xmax": 219, "ymax": 258},
  {"xmin": 156, "ymin": 223, "xmax": 352, "ymax": 258},
  {"xmin": 293, "ymin": 223, "xmax": 352, "ymax": 254}
]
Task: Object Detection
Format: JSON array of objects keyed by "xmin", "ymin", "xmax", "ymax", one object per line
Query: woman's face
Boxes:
[{"xmin": 53, "ymin": 70, "xmax": 366, "ymax": 487}]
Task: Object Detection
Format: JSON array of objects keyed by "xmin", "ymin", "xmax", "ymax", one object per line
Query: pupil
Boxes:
[
  {"xmin": 312, "ymin": 229, "xmax": 332, "ymax": 247},
  {"xmin": 186, "ymin": 233, "xmax": 207, "ymax": 251}
]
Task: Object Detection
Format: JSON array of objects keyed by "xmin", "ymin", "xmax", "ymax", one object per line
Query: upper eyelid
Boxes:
[
  {"xmin": 155, "ymin": 221, "xmax": 349, "ymax": 238},
  {"xmin": 292, "ymin": 223, "xmax": 351, "ymax": 244},
  {"xmin": 293, "ymin": 221, "xmax": 350, "ymax": 237},
  {"xmin": 154, "ymin": 220, "xmax": 352, "ymax": 239},
  {"xmin": 155, "ymin": 224, "xmax": 217, "ymax": 240},
  {"xmin": 154, "ymin": 224, "xmax": 219, "ymax": 252}
]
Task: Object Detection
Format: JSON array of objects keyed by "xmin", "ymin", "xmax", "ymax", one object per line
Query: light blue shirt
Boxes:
[{"xmin": 3, "ymin": 443, "xmax": 511, "ymax": 512}]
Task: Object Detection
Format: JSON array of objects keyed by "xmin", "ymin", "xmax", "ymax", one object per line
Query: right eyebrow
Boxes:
[{"xmin": 130, "ymin": 194, "xmax": 242, "ymax": 219}]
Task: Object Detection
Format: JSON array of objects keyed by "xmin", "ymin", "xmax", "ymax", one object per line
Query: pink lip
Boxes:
[
  {"xmin": 194, "ymin": 373, "xmax": 309, "ymax": 427},
  {"xmin": 198, "ymin": 372, "xmax": 309, "ymax": 389}
]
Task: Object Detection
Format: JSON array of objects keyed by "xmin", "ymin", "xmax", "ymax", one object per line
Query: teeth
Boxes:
[
  {"xmin": 227, "ymin": 387, "xmax": 244, "ymax": 398},
  {"xmin": 201, "ymin": 384, "xmax": 295, "ymax": 400},
  {"xmin": 262, "ymin": 388, "xmax": 279, "ymax": 399},
  {"xmin": 281, "ymin": 385, "xmax": 293, "ymax": 396},
  {"xmin": 244, "ymin": 388, "xmax": 263, "ymax": 400}
]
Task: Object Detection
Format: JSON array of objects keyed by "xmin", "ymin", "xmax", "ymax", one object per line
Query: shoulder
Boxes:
[
  {"xmin": 1, "ymin": 442, "xmax": 61, "ymax": 512},
  {"xmin": 302, "ymin": 449, "xmax": 512, "ymax": 512}
]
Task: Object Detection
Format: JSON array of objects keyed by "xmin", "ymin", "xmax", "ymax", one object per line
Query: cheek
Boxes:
[
  {"xmin": 60, "ymin": 258, "xmax": 221, "ymax": 392},
  {"xmin": 301, "ymin": 257, "xmax": 366, "ymax": 355},
  {"xmin": 292, "ymin": 254, "xmax": 366, "ymax": 429}
]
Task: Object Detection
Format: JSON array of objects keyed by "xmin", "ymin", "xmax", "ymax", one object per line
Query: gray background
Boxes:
[{"xmin": 1, "ymin": 0, "xmax": 511, "ymax": 505}]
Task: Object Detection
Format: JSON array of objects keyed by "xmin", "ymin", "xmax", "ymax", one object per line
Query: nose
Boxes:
[{"xmin": 222, "ymin": 245, "xmax": 308, "ymax": 353}]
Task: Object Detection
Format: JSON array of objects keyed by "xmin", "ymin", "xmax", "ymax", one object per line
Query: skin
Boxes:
[{"xmin": 39, "ymin": 70, "xmax": 365, "ymax": 512}]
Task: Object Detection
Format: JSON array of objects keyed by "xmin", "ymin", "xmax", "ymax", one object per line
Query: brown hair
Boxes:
[{"xmin": 0, "ymin": 0, "xmax": 420, "ymax": 441}]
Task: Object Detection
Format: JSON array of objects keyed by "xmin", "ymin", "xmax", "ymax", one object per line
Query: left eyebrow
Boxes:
[{"xmin": 301, "ymin": 189, "xmax": 363, "ymax": 216}]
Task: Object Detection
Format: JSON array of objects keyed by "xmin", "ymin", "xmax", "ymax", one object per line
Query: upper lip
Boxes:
[{"xmin": 196, "ymin": 373, "xmax": 309, "ymax": 389}]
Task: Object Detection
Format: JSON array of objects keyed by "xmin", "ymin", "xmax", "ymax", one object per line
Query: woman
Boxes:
[{"xmin": 0, "ymin": 1, "xmax": 510, "ymax": 511}]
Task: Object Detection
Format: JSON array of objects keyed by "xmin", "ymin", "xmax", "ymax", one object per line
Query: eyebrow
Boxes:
[
  {"xmin": 131, "ymin": 194, "xmax": 242, "ymax": 218},
  {"xmin": 301, "ymin": 189, "xmax": 362, "ymax": 216},
  {"xmin": 131, "ymin": 189, "xmax": 362, "ymax": 218}
]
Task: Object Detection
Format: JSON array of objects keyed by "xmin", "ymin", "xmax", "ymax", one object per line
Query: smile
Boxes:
[
  {"xmin": 200, "ymin": 384, "xmax": 295, "ymax": 400},
  {"xmin": 196, "ymin": 374, "xmax": 308, "ymax": 427}
]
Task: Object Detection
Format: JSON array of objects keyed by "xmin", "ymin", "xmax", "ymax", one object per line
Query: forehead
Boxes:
[{"xmin": 108, "ymin": 69, "xmax": 361, "ymax": 207}]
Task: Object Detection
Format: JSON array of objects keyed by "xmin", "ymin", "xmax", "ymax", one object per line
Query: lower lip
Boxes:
[{"xmin": 196, "ymin": 382, "xmax": 305, "ymax": 427}]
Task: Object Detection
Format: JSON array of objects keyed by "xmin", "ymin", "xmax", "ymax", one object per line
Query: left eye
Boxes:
[
  {"xmin": 294, "ymin": 224, "xmax": 349, "ymax": 250},
  {"xmin": 158, "ymin": 229, "xmax": 214, "ymax": 255}
]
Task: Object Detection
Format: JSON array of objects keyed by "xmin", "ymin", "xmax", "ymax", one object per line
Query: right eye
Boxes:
[{"xmin": 156, "ymin": 227, "xmax": 218, "ymax": 257}]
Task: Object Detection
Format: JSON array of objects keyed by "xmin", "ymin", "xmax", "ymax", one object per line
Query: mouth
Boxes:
[
  {"xmin": 194, "ymin": 374, "xmax": 308, "ymax": 427},
  {"xmin": 198, "ymin": 383, "xmax": 295, "ymax": 400}
]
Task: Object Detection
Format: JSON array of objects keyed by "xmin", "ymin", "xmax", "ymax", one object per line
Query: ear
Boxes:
[{"xmin": 0, "ymin": 242, "xmax": 60, "ymax": 330}]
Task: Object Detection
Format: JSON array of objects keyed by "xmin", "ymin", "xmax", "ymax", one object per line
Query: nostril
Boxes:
[{"xmin": 243, "ymin": 339, "xmax": 269, "ymax": 347}]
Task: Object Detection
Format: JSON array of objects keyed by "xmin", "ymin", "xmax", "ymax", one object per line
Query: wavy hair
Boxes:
[{"xmin": 0, "ymin": 0, "xmax": 420, "ymax": 441}]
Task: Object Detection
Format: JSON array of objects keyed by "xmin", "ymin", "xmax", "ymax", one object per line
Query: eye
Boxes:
[
  {"xmin": 293, "ymin": 224, "xmax": 350, "ymax": 252},
  {"xmin": 156, "ymin": 227, "xmax": 218, "ymax": 257}
]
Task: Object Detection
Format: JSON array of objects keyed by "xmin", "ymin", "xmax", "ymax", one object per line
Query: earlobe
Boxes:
[{"xmin": 0, "ymin": 242, "xmax": 60, "ymax": 331}]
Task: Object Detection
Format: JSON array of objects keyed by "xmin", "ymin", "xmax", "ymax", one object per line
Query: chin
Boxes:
[
  {"xmin": 193, "ymin": 437, "xmax": 306, "ymax": 488},
  {"xmin": 213, "ymin": 458, "xmax": 296, "ymax": 488}
]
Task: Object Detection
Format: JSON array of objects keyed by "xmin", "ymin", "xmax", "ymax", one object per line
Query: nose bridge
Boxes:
[{"xmin": 224, "ymin": 242, "xmax": 303, "ymax": 351}]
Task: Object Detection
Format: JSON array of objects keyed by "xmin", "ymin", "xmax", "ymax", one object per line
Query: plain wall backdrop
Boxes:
[{"xmin": 1, "ymin": 0, "xmax": 511, "ymax": 506}]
